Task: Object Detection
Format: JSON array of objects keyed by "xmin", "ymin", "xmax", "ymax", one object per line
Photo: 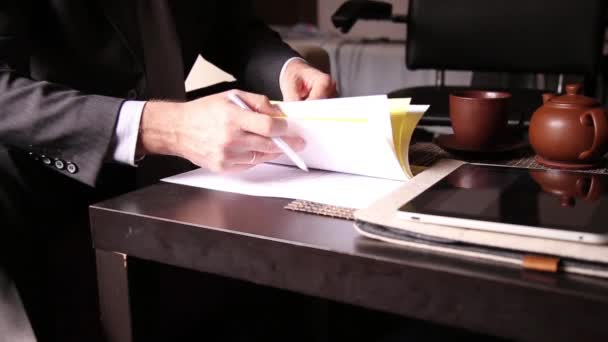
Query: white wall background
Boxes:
[{"xmin": 317, "ymin": 0, "xmax": 408, "ymax": 40}]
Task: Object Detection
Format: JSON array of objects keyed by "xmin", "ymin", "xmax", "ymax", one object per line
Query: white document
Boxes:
[
  {"xmin": 272, "ymin": 95, "xmax": 409, "ymax": 181},
  {"xmin": 162, "ymin": 163, "xmax": 404, "ymax": 209}
]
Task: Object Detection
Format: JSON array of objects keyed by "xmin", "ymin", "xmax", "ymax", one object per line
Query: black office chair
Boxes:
[
  {"xmin": 602, "ymin": 11, "xmax": 608, "ymax": 104},
  {"xmin": 332, "ymin": 0, "xmax": 607, "ymax": 126}
]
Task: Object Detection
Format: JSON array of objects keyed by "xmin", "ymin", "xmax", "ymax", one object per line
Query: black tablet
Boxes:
[{"xmin": 397, "ymin": 163, "xmax": 608, "ymax": 244}]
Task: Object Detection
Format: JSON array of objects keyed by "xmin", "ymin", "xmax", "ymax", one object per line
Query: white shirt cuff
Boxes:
[
  {"xmin": 111, "ymin": 100, "xmax": 146, "ymax": 166},
  {"xmin": 279, "ymin": 57, "xmax": 307, "ymax": 84}
]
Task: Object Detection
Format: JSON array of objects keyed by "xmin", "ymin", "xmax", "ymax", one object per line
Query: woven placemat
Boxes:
[
  {"xmin": 284, "ymin": 200, "xmax": 355, "ymax": 220},
  {"xmin": 284, "ymin": 142, "xmax": 608, "ymax": 220},
  {"xmin": 409, "ymin": 142, "xmax": 608, "ymax": 174}
]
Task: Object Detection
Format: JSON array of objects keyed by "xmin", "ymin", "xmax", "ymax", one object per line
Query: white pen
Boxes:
[{"xmin": 227, "ymin": 92, "xmax": 309, "ymax": 172}]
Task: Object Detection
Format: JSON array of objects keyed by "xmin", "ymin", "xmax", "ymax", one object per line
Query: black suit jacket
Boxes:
[{"xmin": 0, "ymin": 0, "xmax": 300, "ymax": 188}]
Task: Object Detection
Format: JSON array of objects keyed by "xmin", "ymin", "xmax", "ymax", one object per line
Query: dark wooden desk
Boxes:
[{"xmin": 90, "ymin": 182, "xmax": 608, "ymax": 342}]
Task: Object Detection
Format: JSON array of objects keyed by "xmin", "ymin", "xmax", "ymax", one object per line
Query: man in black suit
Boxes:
[{"xmin": 0, "ymin": 1, "xmax": 336, "ymax": 341}]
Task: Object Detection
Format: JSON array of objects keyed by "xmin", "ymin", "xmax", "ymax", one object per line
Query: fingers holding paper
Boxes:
[
  {"xmin": 280, "ymin": 58, "xmax": 338, "ymax": 101},
  {"xmin": 136, "ymin": 90, "xmax": 305, "ymax": 173}
]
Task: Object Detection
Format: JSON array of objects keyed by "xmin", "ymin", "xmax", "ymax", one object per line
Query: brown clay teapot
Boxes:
[
  {"xmin": 529, "ymin": 83, "xmax": 608, "ymax": 169},
  {"xmin": 529, "ymin": 169, "xmax": 604, "ymax": 207}
]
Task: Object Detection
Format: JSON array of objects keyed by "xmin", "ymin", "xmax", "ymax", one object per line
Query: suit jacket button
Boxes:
[
  {"xmin": 66, "ymin": 162, "xmax": 78, "ymax": 174},
  {"xmin": 54, "ymin": 159, "xmax": 65, "ymax": 170},
  {"xmin": 41, "ymin": 156, "xmax": 52, "ymax": 165}
]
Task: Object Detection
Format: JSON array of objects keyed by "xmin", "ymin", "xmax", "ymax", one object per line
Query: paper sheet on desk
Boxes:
[{"xmin": 162, "ymin": 163, "xmax": 404, "ymax": 209}]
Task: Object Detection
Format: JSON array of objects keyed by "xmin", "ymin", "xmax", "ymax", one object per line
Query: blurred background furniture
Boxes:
[
  {"xmin": 187, "ymin": 0, "xmax": 472, "ymax": 99},
  {"xmin": 187, "ymin": 1, "xmax": 607, "ymax": 112},
  {"xmin": 277, "ymin": 34, "xmax": 472, "ymax": 98},
  {"xmin": 332, "ymin": 0, "xmax": 607, "ymax": 126}
]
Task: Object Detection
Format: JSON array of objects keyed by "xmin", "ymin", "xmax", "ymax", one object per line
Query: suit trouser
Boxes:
[
  {"xmin": 0, "ymin": 268, "xmax": 36, "ymax": 342},
  {"xmin": 0, "ymin": 142, "xmax": 142, "ymax": 342},
  {"xmin": 0, "ymin": 147, "xmax": 45, "ymax": 342}
]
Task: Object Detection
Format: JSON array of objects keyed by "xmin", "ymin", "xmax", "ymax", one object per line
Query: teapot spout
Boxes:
[{"xmin": 542, "ymin": 93, "xmax": 556, "ymax": 104}]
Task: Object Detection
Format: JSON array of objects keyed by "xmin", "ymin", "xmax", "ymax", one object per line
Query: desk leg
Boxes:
[{"xmin": 96, "ymin": 250, "xmax": 133, "ymax": 342}]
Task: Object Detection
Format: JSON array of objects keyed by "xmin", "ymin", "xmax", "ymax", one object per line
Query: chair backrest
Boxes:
[{"xmin": 406, "ymin": 0, "xmax": 606, "ymax": 76}]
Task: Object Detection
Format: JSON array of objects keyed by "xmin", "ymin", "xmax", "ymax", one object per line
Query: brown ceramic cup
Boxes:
[{"xmin": 449, "ymin": 90, "xmax": 512, "ymax": 148}]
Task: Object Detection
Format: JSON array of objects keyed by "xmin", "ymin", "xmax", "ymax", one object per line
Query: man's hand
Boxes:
[
  {"xmin": 280, "ymin": 59, "xmax": 338, "ymax": 101},
  {"xmin": 137, "ymin": 90, "xmax": 305, "ymax": 172}
]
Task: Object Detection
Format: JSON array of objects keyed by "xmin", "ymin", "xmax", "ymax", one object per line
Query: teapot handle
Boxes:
[{"xmin": 578, "ymin": 108, "xmax": 608, "ymax": 160}]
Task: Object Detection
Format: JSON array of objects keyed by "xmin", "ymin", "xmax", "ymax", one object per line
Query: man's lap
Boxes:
[{"xmin": 0, "ymin": 146, "xmax": 136, "ymax": 342}]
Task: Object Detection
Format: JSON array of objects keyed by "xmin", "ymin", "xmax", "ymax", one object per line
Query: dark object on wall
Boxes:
[
  {"xmin": 332, "ymin": 0, "xmax": 405, "ymax": 33},
  {"xmin": 254, "ymin": 0, "xmax": 317, "ymax": 26}
]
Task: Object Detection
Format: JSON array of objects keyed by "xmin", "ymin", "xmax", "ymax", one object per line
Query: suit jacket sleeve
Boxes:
[
  {"xmin": 0, "ymin": 1, "xmax": 125, "ymax": 187},
  {"xmin": 200, "ymin": 0, "xmax": 302, "ymax": 100}
]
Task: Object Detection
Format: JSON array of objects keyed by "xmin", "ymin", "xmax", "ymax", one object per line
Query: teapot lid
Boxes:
[{"xmin": 546, "ymin": 83, "xmax": 599, "ymax": 107}]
